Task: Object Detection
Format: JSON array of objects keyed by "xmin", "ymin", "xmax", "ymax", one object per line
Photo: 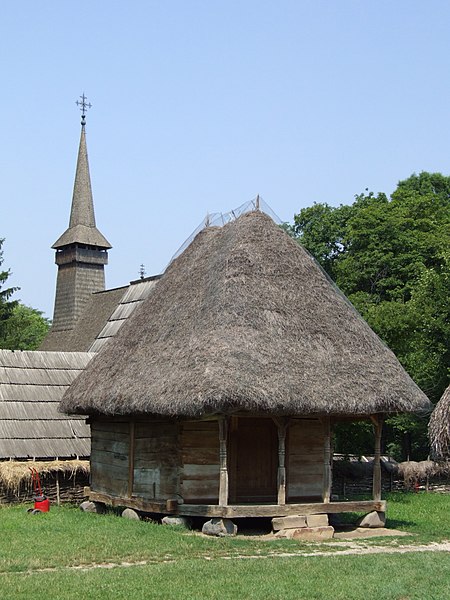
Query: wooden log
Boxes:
[
  {"xmin": 218, "ymin": 417, "xmax": 229, "ymax": 507},
  {"xmin": 178, "ymin": 499, "xmax": 387, "ymax": 518},
  {"xmin": 273, "ymin": 417, "xmax": 289, "ymax": 506},
  {"xmin": 128, "ymin": 420, "xmax": 135, "ymax": 498},
  {"xmin": 371, "ymin": 414, "xmax": 383, "ymax": 502},
  {"xmin": 322, "ymin": 417, "xmax": 332, "ymax": 503}
]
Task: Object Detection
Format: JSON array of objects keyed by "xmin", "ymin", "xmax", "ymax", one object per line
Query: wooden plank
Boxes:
[
  {"xmin": 179, "ymin": 500, "xmax": 387, "ymax": 518},
  {"xmin": 90, "ymin": 429, "xmax": 130, "ymax": 443},
  {"xmin": 88, "ymin": 490, "xmax": 177, "ymax": 514},
  {"xmin": 182, "ymin": 421, "xmax": 218, "ymax": 432},
  {"xmin": 91, "ymin": 438, "xmax": 129, "ymax": 455},
  {"xmin": 181, "ymin": 448, "xmax": 219, "ymax": 465},
  {"xmin": 181, "ymin": 432, "xmax": 219, "ymax": 449},
  {"xmin": 128, "ymin": 420, "xmax": 135, "ymax": 498},
  {"xmin": 218, "ymin": 417, "xmax": 229, "ymax": 507},
  {"xmin": 182, "ymin": 464, "xmax": 220, "ymax": 480},
  {"xmin": 92, "ymin": 421, "xmax": 129, "ymax": 434},
  {"xmin": 181, "ymin": 479, "xmax": 219, "ymax": 500},
  {"xmin": 372, "ymin": 415, "xmax": 383, "ymax": 501},
  {"xmin": 322, "ymin": 417, "xmax": 332, "ymax": 503}
]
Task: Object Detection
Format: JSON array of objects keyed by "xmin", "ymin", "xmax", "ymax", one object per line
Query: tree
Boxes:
[
  {"xmin": 0, "ymin": 303, "xmax": 50, "ymax": 350},
  {"xmin": 0, "ymin": 239, "xmax": 18, "ymax": 338},
  {"xmin": 0, "ymin": 238, "xmax": 50, "ymax": 350},
  {"xmin": 291, "ymin": 173, "xmax": 450, "ymax": 460}
]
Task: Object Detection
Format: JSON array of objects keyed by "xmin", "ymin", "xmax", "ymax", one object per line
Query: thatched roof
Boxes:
[
  {"xmin": 61, "ymin": 210, "xmax": 431, "ymax": 418},
  {"xmin": 429, "ymin": 385, "xmax": 450, "ymax": 459},
  {"xmin": 0, "ymin": 350, "xmax": 93, "ymax": 459}
]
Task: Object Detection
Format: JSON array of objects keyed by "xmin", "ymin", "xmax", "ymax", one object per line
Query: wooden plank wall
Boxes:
[
  {"xmin": 133, "ymin": 421, "xmax": 179, "ymax": 499},
  {"xmin": 180, "ymin": 421, "xmax": 219, "ymax": 503},
  {"xmin": 287, "ymin": 419, "xmax": 324, "ymax": 500},
  {"xmin": 90, "ymin": 420, "xmax": 130, "ymax": 496}
]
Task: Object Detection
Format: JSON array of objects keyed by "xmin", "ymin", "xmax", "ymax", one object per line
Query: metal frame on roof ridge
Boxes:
[{"xmin": 167, "ymin": 196, "xmax": 283, "ymax": 267}]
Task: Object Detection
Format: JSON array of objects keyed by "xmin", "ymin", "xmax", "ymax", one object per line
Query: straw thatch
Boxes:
[
  {"xmin": 61, "ymin": 210, "xmax": 432, "ymax": 418},
  {"xmin": 0, "ymin": 350, "xmax": 93, "ymax": 459},
  {"xmin": 0, "ymin": 459, "xmax": 89, "ymax": 493},
  {"xmin": 429, "ymin": 384, "xmax": 450, "ymax": 459}
]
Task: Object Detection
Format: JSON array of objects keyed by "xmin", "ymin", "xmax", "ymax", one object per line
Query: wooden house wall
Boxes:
[
  {"xmin": 90, "ymin": 420, "xmax": 130, "ymax": 497},
  {"xmin": 287, "ymin": 418, "xmax": 324, "ymax": 500},
  {"xmin": 133, "ymin": 421, "xmax": 179, "ymax": 499},
  {"xmin": 180, "ymin": 421, "xmax": 219, "ymax": 503}
]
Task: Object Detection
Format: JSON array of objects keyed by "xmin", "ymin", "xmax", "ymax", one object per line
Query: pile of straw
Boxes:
[
  {"xmin": 0, "ymin": 460, "xmax": 90, "ymax": 493},
  {"xmin": 397, "ymin": 460, "xmax": 440, "ymax": 486}
]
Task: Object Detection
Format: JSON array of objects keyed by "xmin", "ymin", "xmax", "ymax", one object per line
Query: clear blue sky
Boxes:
[{"xmin": 2, "ymin": 1, "xmax": 450, "ymax": 318}]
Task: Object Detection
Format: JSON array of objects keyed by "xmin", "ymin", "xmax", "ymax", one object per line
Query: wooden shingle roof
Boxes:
[{"xmin": 0, "ymin": 350, "xmax": 93, "ymax": 459}]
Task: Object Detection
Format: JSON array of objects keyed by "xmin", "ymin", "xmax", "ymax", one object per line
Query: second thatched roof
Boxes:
[
  {"xmin": 60, "ymin": 210, "xmax": 431, "ymax": 418},
  {"xmin": 429, "ymin": 385, "xmax": 450, "ymax": 459}
]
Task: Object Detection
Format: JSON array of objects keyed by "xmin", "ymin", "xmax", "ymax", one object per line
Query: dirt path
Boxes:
[{"xmin": 2, "ymin": 540, "xmax": 450, "ymax": 575}]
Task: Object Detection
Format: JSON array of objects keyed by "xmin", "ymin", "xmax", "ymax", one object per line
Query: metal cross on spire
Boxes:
[{"xmin": 76, "ymin": 93, "xmax": 92, "ymax": 126}]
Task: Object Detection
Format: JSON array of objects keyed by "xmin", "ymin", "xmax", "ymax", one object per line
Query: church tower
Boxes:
[{"xmin": 50, "ymin": 95, "xmax": 111, "ymax": 334}]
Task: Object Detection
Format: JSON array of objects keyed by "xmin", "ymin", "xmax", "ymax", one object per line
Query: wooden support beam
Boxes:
[
  {"xmin": 372, "ymin": 414, "xmax": 383, "ymax": 502},
  {"xmin": 179, "ymin": 499, "xmax": 387, "ymax": 519},
  {"xmin": 128, "ymin": 420, "xmax": 135, "ymax": 499},
  {"xmin": 273, "ymin": 417, "xmax": 289, "ymax": 506},
  {"xmin": 322, "ymin": 417, "xmax": 332, "ymax": 503},
  {"xmin": 218, "ymin": 417, "xmax": 229, "ymax": 507}
]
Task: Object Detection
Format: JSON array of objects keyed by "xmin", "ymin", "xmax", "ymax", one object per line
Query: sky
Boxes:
[{"xmin": 2, "ymin": 1, "xmax": 450, "ymax": 318}]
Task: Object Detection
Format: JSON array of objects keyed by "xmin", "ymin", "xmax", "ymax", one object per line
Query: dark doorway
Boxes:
[{"xmin": 229, "ymin": 416, "xmax": 278, "ymax": 503}]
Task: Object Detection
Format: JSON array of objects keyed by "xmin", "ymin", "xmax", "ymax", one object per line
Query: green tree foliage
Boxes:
[
  {"xmin": 292, "ymin": 172, "xmax": 450, "ymax": 460},
  {"xmin": 0, "ymin": 239, "xmax": 50, "ymax": 350},
  {"xmin": 0, "ymin": 239, "xmax": 19, "ymax": 335},
  {"xmin": 0, "ymin": 303, "xmax": 50, "ymax": 350}
]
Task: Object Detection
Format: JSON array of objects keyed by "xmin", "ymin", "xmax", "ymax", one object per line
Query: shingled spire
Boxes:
[{"xmin": 49, "ymin": 95, "xmax": 112, "ymax": 335}]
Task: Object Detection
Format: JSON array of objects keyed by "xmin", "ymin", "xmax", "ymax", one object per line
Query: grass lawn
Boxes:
[{"xmin": 1, "ymin": 492, "xmax": 449, "ymax": 599}]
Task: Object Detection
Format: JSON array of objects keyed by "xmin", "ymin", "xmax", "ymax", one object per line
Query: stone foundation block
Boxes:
[
  {"xmin": 79, "ymin": 500, "xmax": 105, "ymax": 514},
  {"xmin": 276, "ymin": 526, "xmax": 334, "ymax": 540},
  {"xmin": 121, "ymin": 508, "xmax": 140, "ymax": 520},
  {"xmin": 356, "ymin": 511, "xmax": 386, "ymax": 528},
  {"xmin": 272, "ymin": 515, "xmax": 307, "ymax": 531},
  {"xmin": 292, "ymin": 526, "xmax": 334, "ymax": 540},
  {"xmin": 202, "ymin": 518, "xmax": 237, "ymax": 537},
  {"xmin": 162, "ymin": 516, "xmax": 192, "ymax": 529},
  {"xmin": 306, "ymin": 514, "xmax": 329, "ymax": 528}
]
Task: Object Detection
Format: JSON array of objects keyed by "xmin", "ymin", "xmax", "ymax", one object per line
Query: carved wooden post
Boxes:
[
  {"xmin": 371, "ymin": 415, "xmax": 383, "ymax": 501},
  {"xmin": 322, "ymin": 417, "xmax": 332, "ymax": 503},
  {"xmin": 218, "ymin": 417, "xmax": 229, "ymax": 507},
  {"xmin": 128, "ymin": 420, "xmax": 135, "ymax": 498},
  {"xmin": 274, "ymin": 418, "xmax": 289, "ymax": 505}
]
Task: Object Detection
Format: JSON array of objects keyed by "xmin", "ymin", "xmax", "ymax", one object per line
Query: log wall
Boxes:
[
  {"xmin": 287, "ymin": 418, "xmax": 324, "ymax": 500},
  {"xmin": 133, "ymin": 421, "xmax": 179, "ymax": 499},
  {"xmin": 90, "ymin": 420, "xmax": 130, "ymax": 496},
  {"xmin": 180, "ymin": 421, "xmax": 219, "ymax": 503}
]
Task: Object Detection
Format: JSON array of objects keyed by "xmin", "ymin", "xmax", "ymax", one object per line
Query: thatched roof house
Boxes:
[
  {"xmin": 429, "ymin": 384, "xmax": 450, "ymax": 460},
  {"xmin": 61, "ymin": 210, "xmax": 431, "ymax": 523}
]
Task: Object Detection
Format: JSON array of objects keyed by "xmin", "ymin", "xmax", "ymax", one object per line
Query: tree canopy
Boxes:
[
  {"xmin": 0, "ymin": 239, "xmax": 50, "ymax": 350},
  {"xmin": 291, "ymin": 172, "xmax": 450, "ymax": 459}
]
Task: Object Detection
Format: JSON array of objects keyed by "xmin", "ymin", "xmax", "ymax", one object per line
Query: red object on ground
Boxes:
[{"xmin": 29, "ymin": 468, "xmax": 50, "ymax": 512}]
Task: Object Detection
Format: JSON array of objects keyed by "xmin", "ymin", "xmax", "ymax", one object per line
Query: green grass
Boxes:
[{"xmin": 0, "ymin": 492, "xmax": 449, "ymax": 599}]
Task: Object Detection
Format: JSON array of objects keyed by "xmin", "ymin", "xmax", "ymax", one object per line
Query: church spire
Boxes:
[
  {"xmin": 46, "ymin": 96, "xmax": 112, "ymax": 336},
  {"xmin": 52, "ymin": 95, "xmax": 111, "ymax": 250}
]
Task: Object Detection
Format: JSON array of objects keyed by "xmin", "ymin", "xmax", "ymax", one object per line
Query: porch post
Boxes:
[
  {"xmin": 218, "ymin": 417, "xmax": 229, "ymax": 507},
  {"xmin": 371, "ymin": 415, "xmax": 383, "ymax": 501},
  {"xmin": 322, "ymin": 417, "xmax": 332, "ymax": 503},
  {"xmin": 128, "ymin": 420, "xmax": 135, "ymax": 498},
  {"xmin": 274, "ymin": 418, "xmax": 289, "ymax": 506}
]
